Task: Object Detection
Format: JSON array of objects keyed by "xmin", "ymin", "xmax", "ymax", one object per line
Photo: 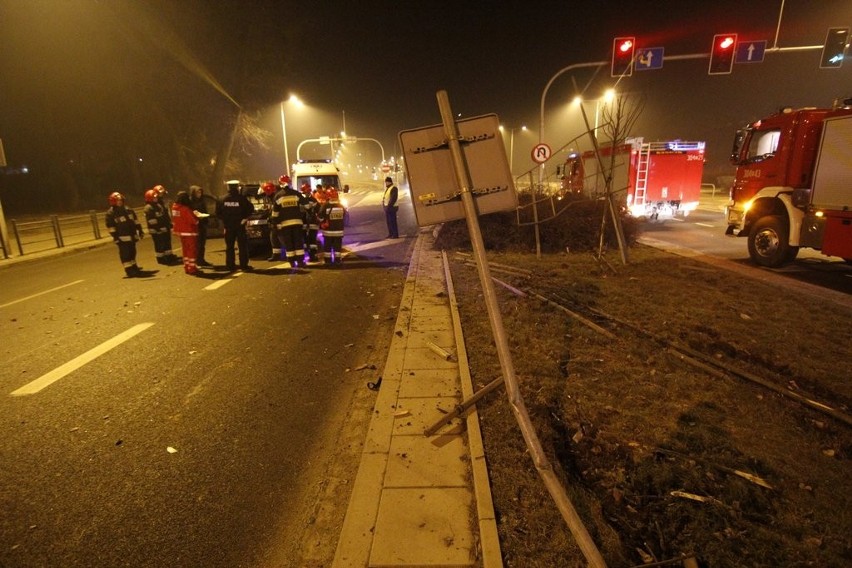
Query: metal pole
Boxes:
[
  {"xmin": 280, "ymin": 101, "xmax": 290, "ymax": 174},
  {"xmin": 436, "ymin": 89, "xmax": 607, "ymax": 568},
  {"xmin": 509, "ymin": 128, "xmax": 515, "ymax": 176}
]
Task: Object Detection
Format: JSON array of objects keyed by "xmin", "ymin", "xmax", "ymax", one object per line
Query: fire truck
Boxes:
[
  {"xmin": 579, "ymin": 138, "xmax": 705, "ymax": 218},
  {"xmin": 725, "ymin": 99, "xmax": 852, "ymax": 267}
]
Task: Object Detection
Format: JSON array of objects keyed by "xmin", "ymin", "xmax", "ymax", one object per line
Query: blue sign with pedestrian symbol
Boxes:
[
  {"xmin": 736, "ymin": 40, "xmax": 766, "ymax": 63},
  {"xmin": 635, "ymin": 47, "xmax": 664, "ymax": 71}
]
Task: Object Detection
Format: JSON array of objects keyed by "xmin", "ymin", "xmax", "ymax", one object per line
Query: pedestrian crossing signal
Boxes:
[
  {"xmin": 709, "ymin": 33, "xmax": 737, "ymax": 75},
  {"xmin": 611, "ymin": 36, "xmax": 635, "ymax": 77},
  {"xmin": 820, "ymin": 27, "xmax": 849, "ymax": 69}
]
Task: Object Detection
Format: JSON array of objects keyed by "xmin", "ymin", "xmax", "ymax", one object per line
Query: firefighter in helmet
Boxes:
[
  {"xmin": 262, "ymin": 180, "xmax": 281, "ymax": 261},
  {"xmin": 272, "ymin": 175, "xmax": 307, "ymax": 268},
  {"xmin": 317, "ymin": 188, "xmax": 345, "ymax": 265},
  {"xmin": 143, "ymin": 185, "xmax": 178, "ymax": 265},
  {"xmin": 301, "ymin": 183, "xmax": 320, "ymax": 263},
  {"xmin": 105, "ymin": 191, "xmax": 145, "ymax": 277}
]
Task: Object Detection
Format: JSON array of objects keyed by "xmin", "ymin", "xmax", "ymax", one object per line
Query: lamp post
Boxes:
[
  {"xmin": 280, "ymin": 94, "xmax": 303, "ymax": 174},
  {"xmin": 499, "ymin": 125, "xmax": 527, "ymax": 176},
  {"xmin": 572, "ymin": 89, "xmax": 615, "ymax": 140}
]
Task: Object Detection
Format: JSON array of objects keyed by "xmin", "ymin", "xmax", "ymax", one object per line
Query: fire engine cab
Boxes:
[{"xmin": 726, "ymin": 98, "xmax": 852, "ymax": 267}]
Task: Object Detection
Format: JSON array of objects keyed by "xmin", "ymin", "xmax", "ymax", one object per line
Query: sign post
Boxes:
[
  {"xmin": 424, "ymin": 90, "xmax": 607, "ymax": 568},
  {"xmin": 0, "ymin": 138, "xmax": 9, "ymax": 258}
]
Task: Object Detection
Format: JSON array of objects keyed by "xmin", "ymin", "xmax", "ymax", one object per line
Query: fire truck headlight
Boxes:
[{"xmin": 743, "ymin": 199, "xmax": 753, "ymax": 213}]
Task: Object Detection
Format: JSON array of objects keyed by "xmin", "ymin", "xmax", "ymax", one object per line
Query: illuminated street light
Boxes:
[{"xmin": 280, "ymin": 94, "xmax": 304, "ymax": 174}]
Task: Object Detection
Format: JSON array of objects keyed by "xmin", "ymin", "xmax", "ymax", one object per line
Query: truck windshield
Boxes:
[{"xmin": 745, "ymin": 129, "xmax": 780, "ymax": 162}]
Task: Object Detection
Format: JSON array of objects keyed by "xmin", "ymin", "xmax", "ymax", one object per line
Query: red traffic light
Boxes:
[
  {"xmin": 709, "ymin": 32, "xmax": 737, "ymax": 75},
  {"xmin": 611, "ymin": 36, "xmax": 636, "ymax": 77}
]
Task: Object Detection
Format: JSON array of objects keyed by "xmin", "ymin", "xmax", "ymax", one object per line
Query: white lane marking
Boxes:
[
  {"xmin": 0, "ymin": 280, "xmax": 85, "ymax": 309},
  {"xmin": 694, "ymin": 222, "xmax": 716, "ymax": 228},
  {"xmin": 203, "ymin": 272, "xmax": 243, "ymax": 291},
  {"xmin": 10, "ymin": 322, "xmax": 155, "ymax": 396},
  {"xmin": 345, "ymin": 240, "xmax": 397, "ymax": 253}
]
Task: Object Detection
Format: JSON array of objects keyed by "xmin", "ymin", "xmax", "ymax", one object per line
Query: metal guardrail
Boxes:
[{"xmin": 2, "ymin": 208, "xmax": 142, "ymax": 259}]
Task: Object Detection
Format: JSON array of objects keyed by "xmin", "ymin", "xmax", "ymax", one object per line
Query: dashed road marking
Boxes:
[
  {"xmin": 0, "ymin": 280, "xmax": 85, "ymax": 309},
  {"xmin": 10, "ymin": 322, "xmax": 155, "ymax": 396}
]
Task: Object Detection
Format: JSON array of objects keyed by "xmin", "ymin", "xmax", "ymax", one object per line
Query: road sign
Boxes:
[
  {"xmin": 821, "ymin": 27, "xmax": 849, "ymax": 68},
  {"xmin": 399, "ymin": 114, "xmax": 517, "ymax": 226},
  {"xmin": 635, "ymin": 47, "xmax": 664, "ymax": 70},
  {"xmin": 531, "ymin": 143, "xmax": 552, "ymax": 164},
  {"xmin": 736, "ymin": 40, "xmax": 766, "ymax": 63},
  {"xmin": 381, "ymin": 163, "xmax": 390, "ymax": 173}
]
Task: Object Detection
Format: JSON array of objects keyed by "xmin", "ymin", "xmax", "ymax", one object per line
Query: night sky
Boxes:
[{"xmin": 0, "ymin": 0, "xmax": 850, "ymax": 211}]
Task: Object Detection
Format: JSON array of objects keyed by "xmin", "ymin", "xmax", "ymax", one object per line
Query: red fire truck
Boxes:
[
  {"xmin": 579, "ymin": 138, "xmax": 705, "ymax": 218},
  {"xmin": 725, "ymin": 99, "xmax": 852, "ymax": 267}
]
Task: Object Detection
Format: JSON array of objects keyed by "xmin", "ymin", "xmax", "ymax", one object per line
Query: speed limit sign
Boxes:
[{"xmin": 531, "ymin": 143, "xmax": 552, "ymax": 163}]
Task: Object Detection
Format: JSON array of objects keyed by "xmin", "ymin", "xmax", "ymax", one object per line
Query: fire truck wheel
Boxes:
[{"xmin": 747, "ymin": 215, "xmax": 793, "ymax": 268}]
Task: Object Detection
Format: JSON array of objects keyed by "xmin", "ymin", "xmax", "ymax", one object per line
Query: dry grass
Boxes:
[{"xmin": 444, "ymin": 243, "xmax": 851, "ymax": 568}]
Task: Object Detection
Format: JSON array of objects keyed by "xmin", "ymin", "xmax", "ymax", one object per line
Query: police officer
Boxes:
[
  {"xmin": 382, "ymin": 176, "xmax": 399, "ymax": 238},
  {"xmin": 143, "ymin": 185, "xmax": 178, "ymax": 265},
  {"xmin": 272, "ymin": 176, "xmax": 307, "ymax": 268},
  {"xmin": 216, "ymin": 180, "xmax": 254, "ymax": 272},
  {"xmin": 105, "ymin": 191, "xmax": 145, "ymax": 277}
]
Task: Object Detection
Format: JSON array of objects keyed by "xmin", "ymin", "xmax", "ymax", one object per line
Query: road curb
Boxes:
[{"xmin": 333, "ymin": 229, "xmax": 502, "ymax": 567}]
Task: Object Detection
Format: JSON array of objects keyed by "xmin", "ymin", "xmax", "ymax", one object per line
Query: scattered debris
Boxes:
[
  {"xmin": 167, "ymin": 446, "xmax": 178, "ymax": 454},
  {"xmin": 367, "ymin": 377, "xmax": 383, "ymax": 391}
]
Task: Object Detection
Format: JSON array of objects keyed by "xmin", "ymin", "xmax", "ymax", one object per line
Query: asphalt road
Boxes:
[
  {"xmin": 637, "ymin": 205, "xmax": 852, "ymax": 296},
  {"xmin": 0, "ymin": 182, "xmax": 417, "ymax": 567}
]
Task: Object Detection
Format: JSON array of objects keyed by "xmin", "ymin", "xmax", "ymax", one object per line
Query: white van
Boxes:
[{"xmin": 291, "ymin": 159, "xmax": 342, "ymax": 193}]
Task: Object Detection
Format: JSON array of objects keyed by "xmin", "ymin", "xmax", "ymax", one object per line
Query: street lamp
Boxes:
[
  {"xmin": 280, "ymin": 94, "xmax": 304, "ymax": 174},
  {"xmin": 499, "ymin": 124, "xmax": 527, "ymax": 176},
  {"xmin": 571, "ymin": 89, "xmax": 615, "ymax": 140}
]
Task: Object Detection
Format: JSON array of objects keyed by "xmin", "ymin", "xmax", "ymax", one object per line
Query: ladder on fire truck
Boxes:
[{"xmin": 634, "ymin": 142, "xmax": 651, "ymax": 207}]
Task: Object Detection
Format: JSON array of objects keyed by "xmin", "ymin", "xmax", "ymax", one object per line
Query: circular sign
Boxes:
[
  {"xmin": 531, "ymin": 143, "xmax": 552, "ymax": 164},
  {"xmin": 381, "ymin": 164, "xmax": 391, "ymax": 172}
]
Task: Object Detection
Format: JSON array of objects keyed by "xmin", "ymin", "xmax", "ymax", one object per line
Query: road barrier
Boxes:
[{"xmin": 5, "ymin": 208, "xmax": 141, "ymax": 257}]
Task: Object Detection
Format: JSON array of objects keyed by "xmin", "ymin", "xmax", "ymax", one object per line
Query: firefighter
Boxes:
[
  {"xmin": 262, "ymin": 179, "xmax": 281, "ymax": 261},
  {"xmin": 105, "ymin": 191, "xmax": 145, "ymax": 277},
  {"xmin": 313, "ymin": 182, "xmax": 327, "ymax": 206},
  {"xmin": 301, "ymin": 183, "xmax": 320, "ymax": 263},
  {"xmin": 318, "ymin": 188, "xmax": 345, "ymax": 265},
  {"xmin": 216, "ymin": 180, "xmax": 254, "ymax": 272},
  {"xmin": 272, "ymin": 176, "xmax": 307, "ymax": 268},
  {"xmin": 170, "ymin": 191, "xmax": 200, "ymax": 276},
  {"xmin": 143, "ymin": 185, "xmax": 178, "ymax": 265}
]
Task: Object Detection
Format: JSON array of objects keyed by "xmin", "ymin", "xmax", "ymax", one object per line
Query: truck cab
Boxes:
[{"xmin": 726, "ymin": 99, "xmax": 852, "ymax": 266}]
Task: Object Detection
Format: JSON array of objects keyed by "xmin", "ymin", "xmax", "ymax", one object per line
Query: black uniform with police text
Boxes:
[{"xmin": 216, "ymin": 186, "xmax": 253, "ymax": 270}]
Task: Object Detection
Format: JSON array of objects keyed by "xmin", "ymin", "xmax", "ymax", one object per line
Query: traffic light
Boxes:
[
  {"xmin": 820, "ymin": 27, "xmax": 849, "ymax": 68},
  {"xmin": 611, "ymin": 36, "xmax": 635, "ymax": 77},
  {"xmin": 709, "ymin": 33, "xmax": 737, "ymax": 75}
]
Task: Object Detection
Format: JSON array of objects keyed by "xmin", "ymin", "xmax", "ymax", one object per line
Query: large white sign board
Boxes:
[{"xmin": 399, "ymin": 114, "xmax": 517, "ymax": 226}]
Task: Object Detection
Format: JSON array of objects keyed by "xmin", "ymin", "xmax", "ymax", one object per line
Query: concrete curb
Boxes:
[{"xmin": 333, "ymin": 229, "xmax": 502, "ymax": 567}]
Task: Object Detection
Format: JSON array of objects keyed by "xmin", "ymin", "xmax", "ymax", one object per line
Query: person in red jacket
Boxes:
[{"xmin": 170, "ymin": 191, "xmax": 202, "ymax": 275}]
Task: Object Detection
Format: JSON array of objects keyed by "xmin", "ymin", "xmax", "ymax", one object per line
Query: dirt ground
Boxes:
[{"xmin": 442, "ymin": 243, "xmax": 851, "ymax": 567}]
